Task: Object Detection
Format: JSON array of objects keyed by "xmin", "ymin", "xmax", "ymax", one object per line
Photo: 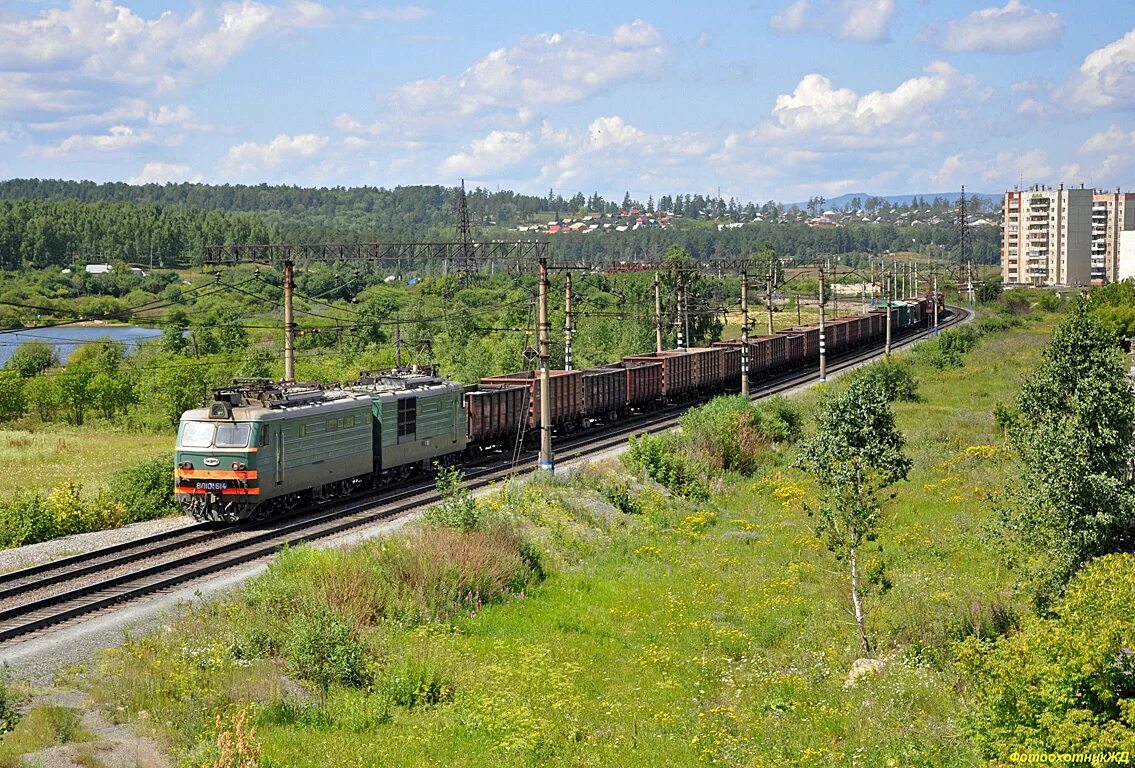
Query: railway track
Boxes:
[{"xmin": 0, "ymin": 308, "xmax": 970, "ymax": 645}]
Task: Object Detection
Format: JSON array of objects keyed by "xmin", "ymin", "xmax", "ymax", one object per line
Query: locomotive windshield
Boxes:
[{"xmin": 178, "ymin": 421, "xmax": 252, "ymax": 449}]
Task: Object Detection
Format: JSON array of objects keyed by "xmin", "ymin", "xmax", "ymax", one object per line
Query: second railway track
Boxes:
[{"xmin": 0, "ymin": 308, "xmax": 970, "ymax": 646}]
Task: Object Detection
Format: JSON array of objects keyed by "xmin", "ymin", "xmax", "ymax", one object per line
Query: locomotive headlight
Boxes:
[
  {"xmin": 178, "ymin": 461, "xmax": 192, "ymax": 470},
  {"xmin": 232, "ymin": 462, "xmax": 246, "ymax": 470}
]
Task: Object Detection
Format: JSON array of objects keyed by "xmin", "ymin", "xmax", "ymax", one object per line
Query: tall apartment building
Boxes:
[
  {"xmin": 1002, "ymin": 184, "xmax": 1095, "ymax": 286},
  {"xmin": 1091, "ymin": 189, "xmax": 1135, "ymax": 283}
]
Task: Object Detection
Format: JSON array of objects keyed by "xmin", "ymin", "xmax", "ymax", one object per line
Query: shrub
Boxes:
[
  {"xmin": 976, "ymin": 313, "xmax": 1020, "ymax": 334},
  {"xmin": 423, "ymin": 464, "xmax": 480, "ymax": 531},
  {"xmin": 851, "ymin": 358, "xmax": 920, "ymax": 402},
  {"xmin": 624, "ymin": 433, "xmax": 708, "ymax": 500},
  {"xmin": 385, "ymin": 527, "xmax": 536, "ymax": 623},
  {"xmin": 679, "ymin": 396, "xmax": 769, "ymax": 474},
  {"xmin": 912, "ymin": 326, "xmax": 981, "ymax": 369},
  {"xmin": 0, "ymin": 490, "xmax": 55, "ymax": 548},
  {"xmin": 959, "ymin": 553, "xmax": 1135, "ymax": 754},
  {"xmin": 758, "ymin": 396, "xmax": 803, "ymax": 443},
  {"xmin": 378, "ymin": 653, "xmax": 453, "ymax": 709},
  {"xmin": 0, "ymin": 371, "xmax": 25, "ymax": 422},
  {"xmin": 107, "ymin": 455, "xmax": 177, "ymax": 524},
  {"xmin": 286, "ymin": 611, "xmax": 368, "ymax": 698},
  {"xmin": 0, "ymin": 667, "xmax": 25, "ymax": 735}
]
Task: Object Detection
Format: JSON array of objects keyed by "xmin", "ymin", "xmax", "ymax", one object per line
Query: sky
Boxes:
[{"xmin": 0, "ymin": 0, "xmax": 1133, "ymax": 203}]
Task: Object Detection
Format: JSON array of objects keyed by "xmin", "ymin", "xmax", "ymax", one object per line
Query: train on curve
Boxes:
[{"xmin": 175, "ymin": 297, "xmax": 941, "ymax": 522}]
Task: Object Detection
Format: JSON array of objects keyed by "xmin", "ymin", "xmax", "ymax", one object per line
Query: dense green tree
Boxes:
[
  {"xmin": 55, "ymin": 363, "xmax": 94, "ymax": 425},
  {"xmin": 0, "ymin": 370, "xmax": 25, "ymax": 421},
  {"xmin": 1003, "ymin": 302, "xmax": 1135, "ymax": 607},
  {"xmin": 23, "ymin": 374, "xmax": 59, "ymax": 420},
  {"xmin": 4, "ymin": 339, "xmax": 57, "ymax": 378},
  {"xmin": 795, "ymin": 379, "xmax": 912, "ymax": 654}
]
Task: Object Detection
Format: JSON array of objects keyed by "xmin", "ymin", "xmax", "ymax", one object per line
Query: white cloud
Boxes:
[
  {"xmin": 542, "ymin": 116, "xmax": 712, "ymax": 190},
  {"xmin": 931, "ymin": 153, "xmax": 964, "ymax": 185},
  {"xmin": 0, "ymin": 0, "xmax": 336, "ymax": 128},
  {"xmin": 1080, "ymin": 125, "xmax": 1135, "ymax": 154},
  {"xmin": 0, "ymin": 130, "xmax": 10, "ymax": 143},
  {"xmin": 387, "ymin": 20, "xmax": 666, "ymax": 123},
  {"xmin": 770, "ymin": 0, "xmax": 896, "ymax": 44},
  {"xmin": 1062, "ymin": 28, "xmax": 1135, "ymax": 110},
  {"xmin": 333, "ymin": 113, "xmax": 384, "ymax": 136},
  {"xmin": 219, "ymin": 133, "xmax": 330, "ymax": 175},
  {"xmin": 128, "ymin": 162, "xmax": 203, "ymax": 185},
  {"xmin": 359, "ymin": 6, "xmax": 432, "ymax": 22},
  {"xmin": 921, "ymin": 1, "xmax": 1063, "ymax": 54},
  {"xmin": 761, "ymin": 61, "xmax": 967, "ymax": 147},
  {"xmin": 440, "ymin": 130, "xmax": 537, "ymax": 176},
  {"xmin": 27, "ymin": 124, "xmax": 152, "ymax": 158},
  {"xmin": 981, "ymin": 149, "xmax": 1052, "ymax": 184}
]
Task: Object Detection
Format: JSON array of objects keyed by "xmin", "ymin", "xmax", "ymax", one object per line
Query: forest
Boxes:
[{"xmin": 0, "ymin": 179, "xmax": 1001, "ymax": 270}]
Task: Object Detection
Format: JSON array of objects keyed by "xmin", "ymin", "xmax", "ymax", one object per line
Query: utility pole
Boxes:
[
  {"xmin": 395, "ymin": 314, "xmax": 402, "ymax": 368},
  {"xmin": 675, "ymin": 272, "xmax": 685, "ymax": 350},
  {"xmin": 283, "ymin": 259, "xmax": 295, "ymax": 382},
  {"xmin": 537, "ymin": 257, "xmax": 553, "ymax": 474},
  {"xmin": 884, "ymin": 270, "xmax": 892, "ymax": 357},
  {"xmin": 564, "ymin": 271, "xmax": 573, "ymax": 371},
  {"xmin": 683, "ymin": 274, "xmax": 690, "ymax": 349},
  {"xmin": 765, "ymin": 264, "xmax": 774, "ymax": 335},
  {"xmin": 796, "ymin": 295, "xmax": 802, "ymax": 325},
  {"xmin": 818, "ymin": 266, "xmax": 827, "ymax": 382},
  {"xmin": 932, "ymin": 268, "xmax": 939, "ymax": 336},
  {"xmin": 654, "ymin": 270, "xmax": 663, "ymax": 353},
  {"xmin": 740, "ymin": 270, "xmax": 750, "ymax": 397}
]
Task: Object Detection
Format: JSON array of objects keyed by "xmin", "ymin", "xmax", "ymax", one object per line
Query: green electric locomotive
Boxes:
[{"xmin": 175, "ymin": 372, "xmax": 469, "ymax": 522}]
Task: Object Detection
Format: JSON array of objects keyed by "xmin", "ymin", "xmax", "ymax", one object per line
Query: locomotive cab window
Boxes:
[
  {"xmin": 179, "ymin": 421, "xmax": 214, "ymax": 448},
  {"xmin": 397, "ymin": 397, "xmax": 417, "ymax": 438},
  {"xmin": 215, "ymin": 423, "xmax": 252, "ymax": 448}
]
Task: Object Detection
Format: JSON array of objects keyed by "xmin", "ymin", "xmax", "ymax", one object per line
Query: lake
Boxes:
[{"xmin": 0, "ymin": 325, "xmax": 164, "ymax": 367}]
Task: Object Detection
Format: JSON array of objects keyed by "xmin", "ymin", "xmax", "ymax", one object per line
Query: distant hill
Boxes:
[{"xmin": 790, "ymin": 192, "xmax": 1002, "ymax": 210}]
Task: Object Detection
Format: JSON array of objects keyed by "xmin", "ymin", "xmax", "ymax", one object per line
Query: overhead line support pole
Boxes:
[
  {"xmin": 932, "ymin": 268, "xmax": 940, "ymax": 336},
  {"xmin": 766, "ymin": 264, "xmax": 774, "ymax": 336},
  {"xmin": 884, "ymin": 270, "xmax": 892, "ymax": 357},
  {"xmin": 564, "ymin": 271, "xmax": 573, "ymax": 372},
  {"xmin": 676, "ymin": 272, "xmax": 685, "ymax": 351},
  {"xmin": 283, "ymin": 259, "xmax": 295, "ymax": 383},
  {"xmin": 538, "ymin": 257, "xmax": 553, "ymax": 474},
  {"xmin": 654, "ymin": 270, "xmax": 663, "ymax": 353},
  {"xmin": 818, "ymin": 266, "xmax": 827, "ymax": 383},
  {"xmin": 740, "ymin": 270, "xmax": 749, "ymax": 397}
]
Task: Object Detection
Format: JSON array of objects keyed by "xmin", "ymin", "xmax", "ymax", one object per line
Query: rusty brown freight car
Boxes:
[
  {"xmin": 603, "ymin": 361, "xmax": 662, "ymax": 408},
  {"xmin": 581, "ymin": 366, "xmax": 625, "ymax": 420},
  {"xmin": 784, "ymin": 326, "xmax": 820, "ymax": 360},
  {"xmin": 685, "ymin": 347, "xmax": 725, "ymax": 390},
  {"xmin": 480, "ymin": 370, "xmax": 584, "ymax": 431},
  {"xmin": 780, "ymin": 332, "xmax": 805, "ymax": 368},
  {"xmin": 625, "ymin": 350, "xmax": 695, "ymax": 400},
  {"xmin": 466, "ymin": 385, "xmax": 528, "ymax": 445},
  {"xmin": 720, "ymin": 345, "xmax": 741, "ymax": 390}
]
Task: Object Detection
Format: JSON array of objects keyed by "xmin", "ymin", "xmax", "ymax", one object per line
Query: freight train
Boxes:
[{"xmin": 175, "ymin": 297, "xmax": 940, "ymax": 522}]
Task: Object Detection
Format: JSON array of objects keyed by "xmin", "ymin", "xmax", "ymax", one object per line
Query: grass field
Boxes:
[
  {"xmin": 0, "ymin": 426, "xmax": 169, "ymax": 496},
  {"xmin": 52, "ymin": 316, "xmax": 1056, "ymax": 767}
]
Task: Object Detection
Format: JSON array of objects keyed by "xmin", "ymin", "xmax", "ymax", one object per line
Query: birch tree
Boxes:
[{"xmin": 795, "ymin": 379, "xmax": 911, "ymax": 655}]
